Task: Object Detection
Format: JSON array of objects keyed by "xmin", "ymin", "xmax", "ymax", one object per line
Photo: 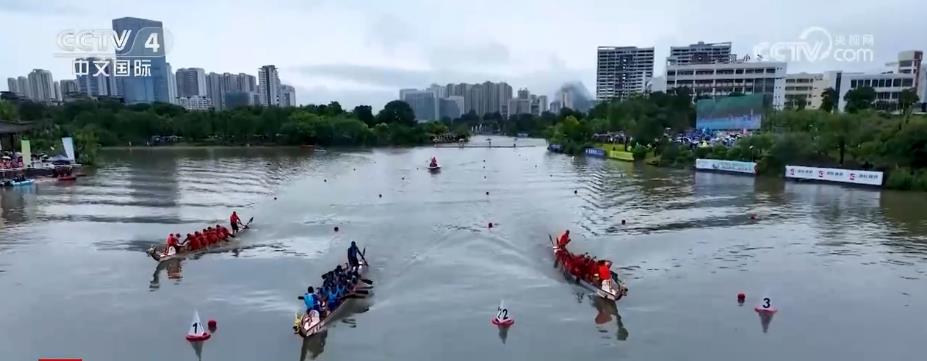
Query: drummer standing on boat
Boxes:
[
  {"xmin": 347, "ymin": 241, "xmax": 366, "ymax": 270},
  {"xmin": 230, "ymin": 211, "xmax": 243, "ymax": 235}
]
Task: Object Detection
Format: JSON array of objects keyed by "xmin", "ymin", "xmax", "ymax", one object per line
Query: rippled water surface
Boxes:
[{"xmin": 1, "ymin": 138, "xmax": 926, "ymax": 361}]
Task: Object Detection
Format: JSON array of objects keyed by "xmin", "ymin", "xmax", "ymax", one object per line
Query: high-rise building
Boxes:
[
  {"xmin": 59, "ymin": 79, "xmax": 79, "ymax": 95},
  {"xmin": 239, "ymin": 73, "xmax": 257, "ymax": 92},
  {"xmin": 175, "ymin": 68, "xmax": 208, "ymax": 98},
  {"xmin": 54, "ymin": 82, "xmax": 61, "ymax": 101},
  {"xmin": 439, "ymin": 95, "xmax": 464, "ymax": 119},
  {"xmin": 112, "ymin": 17, "xmax": 170, "ymax": 104},
  {"xmin": 17, "ymin": 76, "xmax": 31, "ymax": 100},
  {"xmin": 258, "ymin": 65, "xmax": 281, "ymax": 106},
  {"xmin": 401, "ymin": 89, "xmax": 438, "ymax": 122},
  {"xmin": 6, "ymin": 78, "xmax": 17, "ymax": 94},
  {"xmin": 537, "ymin": 95, "xmax": 548, "ymax": 114},
  {"xmin": 466, "ymin": 83, "xmax": 484, "ymax": 115},
  {"xmin": 668, "ymin": 41, "xmax": 733, "ymax": 66},
  {"xmin": 549, "ymin": 100, "xmax": 562, "ymax": 114},
  {"xmin": 27, "ymin": 69, "xmax": 56, "ymax": 102},
  {"xmin": 665, "ymin": 60, "xmax": 787, "ymax": 109},
  {"xmin": 166, "ymin": 63, "xmax": 177, "ymax": 104},
  {"xmin": 429, "ymin": 84, "xmax": 447, "ymax": 98},
  {"xmin": 75, "ymin": 57, "xmax": 119, "ymax": 97},
  {"xmin": 224, "ymin": 91, "xmax": 257, "ymax": 109},
  {"xmin": 206, "ymin": 72, "xmax": 223, "ymax": 109},
  {"xmin": 596, "ymin": 46, "xmax": 655, "ymax": 101},
  {"xmin": 280, "ymin": 85, "xmax": 296, "ymax": 107}
]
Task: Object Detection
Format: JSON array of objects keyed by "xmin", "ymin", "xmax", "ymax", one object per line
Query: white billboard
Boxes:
[
  {"xmin": 695, "ymin": 159, "xmax": 757, "ymax": 175},
  {"xmin": 785, "ymin": 165, "xmax": 883, "ymax": 186}
]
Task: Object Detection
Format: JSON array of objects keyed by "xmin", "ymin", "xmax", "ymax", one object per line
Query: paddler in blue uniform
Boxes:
[
  {"xmin": 347, "ymin": 241, "xmax": 366, "ymax": 270},
  {"xmin": 299, "ymin": 287, "xmax": 320, "ymax": 313}
]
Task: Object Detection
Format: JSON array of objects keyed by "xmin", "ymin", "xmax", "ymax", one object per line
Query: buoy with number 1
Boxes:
[
  {"xmin": 185, "ymin": 310, "xmax": 211, "ymax": 341},
  {"xmin": 491, "ymin": 300, "xmax": 514, "ymax": 327}
]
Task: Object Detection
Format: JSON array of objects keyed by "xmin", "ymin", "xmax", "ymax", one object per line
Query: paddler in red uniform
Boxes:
[
  {"xmin": 165, "ymin": 233, "xmax": 179, "ymax": 254},
  {"xmin": 596, "ymin": 260, "xmax": 612, "ymax": 285},
  {"xmin": 557, "ymin": 230, "xmax": 571, "ymax": 250},
  {"xmin": 230, "ymin": 211, "xmax": 243, "ymax": 235},
  {"xmin": 183, "ymin": 233, "xmax": 198, "ymax": 251},
  {"xmin": 195, "ymin": 231, "xmax": 206, "ymax": 248},
  {"xmin": 206, "ymin": 227, "xmax": 217, "ymax": 245},
  {"xmin": 429, "ymin": 156, "xmax": 438, "ymax": 167}
]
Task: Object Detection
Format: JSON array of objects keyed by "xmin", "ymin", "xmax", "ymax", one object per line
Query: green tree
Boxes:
[
  {"xmin": 899, "ymin": 88, "xmax": 920, "ymax": 120},
  {"xmin": 376, "ymin": 100, "xmax": 416, "ymax": 126},
  {"xmin": 0, "ymin": 100, "xmax": 17, "ymax": 120},
  {"xmin": 352, "ymin": 105, "xmax": 375, "ymax": 126},
  {"xmin": 844, "ymin": 86, "xmax": 876, "ymax": 113},
  {"xmin": 820, "ymin": 87, "xmax": 837, "ymax": 113}
]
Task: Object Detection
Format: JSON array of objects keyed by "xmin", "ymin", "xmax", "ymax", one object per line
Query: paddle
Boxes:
[{"xmin": 356, "ymin": 246, "xmax": 374, "ymax": 285}]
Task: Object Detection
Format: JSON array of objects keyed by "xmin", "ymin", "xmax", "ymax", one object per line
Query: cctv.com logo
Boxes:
[{"xmin": 752, "ymin": 26, "xmax": 875, "ymax": 63}]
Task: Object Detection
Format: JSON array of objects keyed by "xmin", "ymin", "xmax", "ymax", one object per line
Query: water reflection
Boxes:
[
  {"xmin": 149, "ymin": 259, "xmax": 183, "ymax": 290},
  {"xmin": 189, "ymin": 340, "xmax": 204, "ymax": 361},
  {"xmin": 590, "ymin": 295, "xmax": 629, "ymax": 341},
  {"xmin": 299, "ymin": 330, "xmax": 328, "ymax": 360},
  {"xmin": 497, "ymin": 325, "xmax": 510, "ymax": 344},
  {"xmin": 756, "ymin": 310, "xmax": 776, "ymax": 334}
]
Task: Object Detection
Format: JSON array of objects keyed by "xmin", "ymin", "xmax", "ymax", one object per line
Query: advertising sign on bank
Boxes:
[
  {"xmin": 695, "ymin": 159, "xmax": 757, "ymax": 175},
  {"xmin": 584, "ymin": 148, "xmax": 606, "ymax": 157},
  {"xmin": 785, "ymin": 165, "xmax": 883, "ymax": 186}
]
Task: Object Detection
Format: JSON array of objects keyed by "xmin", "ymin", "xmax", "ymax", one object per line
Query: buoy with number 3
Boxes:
[
  {"xmin": 185, "ymin": 310, "xmax": 211, "ymax": 341},
  {"xmin": 754, "ymin": 297, "xmax": 777, "ymax": 313},
  {"xmin": 491, "ymin": 300, "xmax": 514, "ymax": 327}
]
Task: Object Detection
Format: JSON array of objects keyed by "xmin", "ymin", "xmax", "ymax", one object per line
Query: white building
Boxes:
[
  {"xmin": 665, "ymin": 60, "xmax": 787, "ymax": 109},
  {"xmin": 668, "ymin": 41, "xmax": 733, "ymax": 66},
  {"xmin": 177, "ymin": 95, "xmax": 213, "ymax": 111},
  {"xmin": 280, "ymin": 84, "xmax": 296, "ymax": 107},
  {"xmin": 596, "ymin": 46, "xmax": 654, "ymax": 101},
  {"xmin": 258, "ymin": 65, "xmax": 281, "ymax": 107},
  {"xmin": 837, "ymin": 50, "xmax": 924, "ymax": 112},
  {"xmin": 27, "ymin": 69, "xmax": 57, "ymax": 102},
  {"xmin": 838, "ymin": 72, "xmax": 916, "ymax": 112},
  {"xmin": 784, "ymin": 72, "xmax": 827, "ymax": 109},
  {"xmin": 6, "ymin": 78, "xmax": 17, "ymax": 94}
]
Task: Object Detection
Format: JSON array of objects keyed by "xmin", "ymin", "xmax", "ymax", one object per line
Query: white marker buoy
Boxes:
[
  {"xmin": 491, "ymin": 300, "xmax": 514, "ymax": 327},
  {"xmin": 186, "ymin": 310, "xmax": 211, "ymax": 341}
]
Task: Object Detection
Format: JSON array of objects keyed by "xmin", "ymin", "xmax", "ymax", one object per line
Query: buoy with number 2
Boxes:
[
  {"xmin": 186, "ymin": 310, "xmax": 211, "ymax": 341},
  {"xmin": 491, "ymin": 300, "xmax": 514, "ymax": 327}
]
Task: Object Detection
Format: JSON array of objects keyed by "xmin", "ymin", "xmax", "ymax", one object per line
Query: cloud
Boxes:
[
  {"xmin": 426, "ymin": 42, "xmax": 511, "ymax": 68},
  {"xmin": 0, "ymin": 0, "xmax": 81, "ymax": 14}
]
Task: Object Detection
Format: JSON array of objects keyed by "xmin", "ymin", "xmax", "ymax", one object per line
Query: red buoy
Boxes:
[
  {"xmin": 207, "ymin": 319, "xmax": 217, "ymax": 330},
  {"xmin": 737, "ymin": 292, "xmax": 746, "ymax": 303},
  {"xmin": 488, "ymin": 222, "xmax": 494, "ymax": 229}
]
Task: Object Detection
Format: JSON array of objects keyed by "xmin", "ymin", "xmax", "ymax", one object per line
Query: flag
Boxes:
[{"xmin": 20, "ymin": 140, "xmax": 31, "ymax": 168}]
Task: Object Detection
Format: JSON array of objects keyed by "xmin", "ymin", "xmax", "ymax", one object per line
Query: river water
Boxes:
[{"xmin": 1, "ymin": 137, "xmax": 925, "ymax": 361}]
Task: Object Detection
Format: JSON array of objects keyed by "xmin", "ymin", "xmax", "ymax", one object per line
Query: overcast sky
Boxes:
[{"xmin": 1, "ymin": 0, "xmax": 925, "ymax": 110}]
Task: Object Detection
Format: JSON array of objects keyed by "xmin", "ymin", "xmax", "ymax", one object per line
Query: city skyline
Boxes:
[{"xmin": 1, "ymin": 0, "xmax": 925, "ymax": 110}]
